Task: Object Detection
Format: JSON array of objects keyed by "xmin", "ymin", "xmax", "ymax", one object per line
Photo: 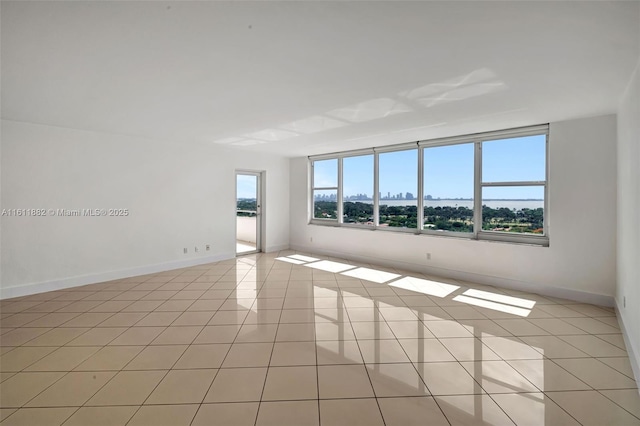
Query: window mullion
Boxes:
[
  {"xmin": 337, "ymin": 158, "xmax": 343, "ymax": 224},
  {"xmin": 417, "ymin": 146, "xmax": 424, "ymax": 233},
  {"xmin": 374, "ymin": 153, "xmax": 379, "ymax": 227},
  {"xmin": 474, "ymin": 142, "xmax": 482, "ymax": 238}
]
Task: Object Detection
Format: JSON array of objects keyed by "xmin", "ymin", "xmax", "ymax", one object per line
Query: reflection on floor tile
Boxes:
[{"xmin": 0, "ymin": 251, "xmax": 637, "ymax": 426}]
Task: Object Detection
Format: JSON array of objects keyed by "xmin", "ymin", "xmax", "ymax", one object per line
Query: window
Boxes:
[
  {"xmin": 378, "ymin": 149, "xmax": 418, "ymax": 229},
  {"xmin": 480, "ymin": 134, "xmax": 547, "ymax": 237},
  {"xmin": 309, "ymin": 124, "xmax": 548, "ymax": 245},
  {"xmin": 343, "ymin": 155, "xmax": 374, "ymax": 226},
  {"xmin": 312, "ymin": 159, "xmax": 338, "ymax": 221},
  {"xmin": 423, "ymin": 143, "xmax": 474, "ymax": 233}
]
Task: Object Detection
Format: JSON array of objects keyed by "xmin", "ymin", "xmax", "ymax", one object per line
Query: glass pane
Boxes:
[
  {"xmin": 482, "ymin": 186, "xmax": 544, "ymax": 234},
  {"xmin": 313, "ymin": 159, "xmax": 338, "ymax": 188},
  {"xmin": 482, "ymin": 134, "xmax": 546, "ymax": 182},
  {"xmin": 314, "ymin": 190, "xmax": 338, "ymax": 220},
  {"xmin": 378, "ymin": 149, "xmax": 418, "ymax": 228},
  {"xmin": 236, "ymin": 175, "xmax": 257, "ymax": 216},
  {"xmin": 424, "ymin": 143, "xmax": 474, "ymax": 232},
  {"xmin": 343, "ymin": 155, "xmax": 374, "ymax": 226}
]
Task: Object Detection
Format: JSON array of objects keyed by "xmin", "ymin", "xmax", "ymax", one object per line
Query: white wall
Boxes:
[
  {"xmin": 0, "ymin": 120, "xmax": 290, "ymax": 298},
  {"xmin": 617, "ymin": 57, "xmax": 640, "ymax": 383},
  {"xmin": 290, "ymin": 115, "xmax": 618, "ymax": 305}
]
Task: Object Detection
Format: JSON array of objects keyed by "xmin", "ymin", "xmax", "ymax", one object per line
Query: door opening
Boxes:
[{"xmin": 236, "ymin": 172, "xmax": 262, "ymax": 255}]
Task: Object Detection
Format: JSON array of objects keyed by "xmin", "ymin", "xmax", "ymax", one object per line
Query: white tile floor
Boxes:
[{"xmin": 0, "ymin": 250, "xmax": 638, "ymax": 425}]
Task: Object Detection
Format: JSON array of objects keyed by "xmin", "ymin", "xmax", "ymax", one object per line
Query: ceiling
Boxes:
[{"xmin": 2, "ymin": 1, "xmax": 639, "ymax": 157}]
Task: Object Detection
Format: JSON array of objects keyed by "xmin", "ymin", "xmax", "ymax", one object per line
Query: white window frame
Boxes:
[{"xmin": 308, "ymin": 124, "xmax": 549, "ymax": 246}]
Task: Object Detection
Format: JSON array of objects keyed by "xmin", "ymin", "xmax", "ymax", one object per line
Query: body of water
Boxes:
[{"xmin": 342, "ymin": 199, "xmax": 544, "ymax": 209}]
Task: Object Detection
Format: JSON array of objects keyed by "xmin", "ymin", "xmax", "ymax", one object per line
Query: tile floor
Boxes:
[{"xmin": 0, "ymin": 251, "xmax": 638, "ymax": 426}]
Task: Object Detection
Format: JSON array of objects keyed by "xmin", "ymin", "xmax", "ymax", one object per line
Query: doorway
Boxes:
[{"xmin": 236, "ymin": 171, "xmax": 262, "ymax": 255}]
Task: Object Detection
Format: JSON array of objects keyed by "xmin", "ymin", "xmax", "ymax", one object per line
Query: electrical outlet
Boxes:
[
  {"xmin": 426, "ymin": 252, "xmax": 431, "ymax": 260},
  {"xmin": 206, "ymin": 244, "xmax": 210, "ymax": 251},
  {"xmin": 195, "ymin": 246, "xmax": 199, "ymax": 253},
  {"xmin": 183, "ymin": 248, "xmax": 188, "ymax": 254}
]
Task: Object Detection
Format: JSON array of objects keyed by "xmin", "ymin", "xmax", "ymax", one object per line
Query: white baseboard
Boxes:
[
  {"xmin": 1, "ymin": 253, "xmax": 234, "ymax": 300},
  {"xmin": 290, "ymin": 244, "xmax": 615, "ymax": 307},
  {"xmin": 264, "ymin": 244, "xmax": 290, "ymax": 253},
  {"xmin": 615, "ymin": 299, "xmax": 640, "ymax": 392}
]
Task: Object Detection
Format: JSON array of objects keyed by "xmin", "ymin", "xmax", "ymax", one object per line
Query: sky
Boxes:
[
  {"xmin": 313, "ymin": 134, "xmax": 546, "ymax": 199},
  {"xmin": 237, "ymin": 174, "xmax": 258, "ymax": 199}
]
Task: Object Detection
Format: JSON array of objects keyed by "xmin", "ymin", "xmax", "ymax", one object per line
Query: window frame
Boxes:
[{"xmin": 308, "ymin": 124, "xmax": 549, "ymax": 246}]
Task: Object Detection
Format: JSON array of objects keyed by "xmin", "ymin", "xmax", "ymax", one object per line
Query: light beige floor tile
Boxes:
[
  {"xmin": 366, "ymin": 363, "xmax": 429, "ymax": 397},
  {"xmin": 256, "ymin": 400, "xmax": 319, "ymax": 426},
  {"xmin": 171, "ymin": 311, "xmax": 215, "ymax": 326},
  {"xmin": 398, "ymin": 338, "xmax": 456, "ymax": 363},
  {"xmin": 547, "ymin": 390, "xmax": 640, "ymax": 426},
  {"xmin": 208, "ymin": 310, "xmax": 248, "ymax": 325},
  {"xmin": 0, "ymin": 347, "xmax": 56, "ymax": 372},
  {"xmin": 415, "ymin": 362, "xmax": 484, "ymax": 395},
  {"xmin": 192, "ymin": 402, "xmax": 259, "ymax": 426},
  {"xmin": 459, "ymin": 320, "xmax": 513, "ymax": 337},
  {"xmin": 506, "ymin": 359, "xmax": 590, "ymax": 391},
  {"xmin": 127, "ymin": 404, "xmax": 198, "ymax": 426},
  {"xmin": 157, "ymin": 299, "xmax": 197, "ymax": 311},
  {"xmin": 553, "ymin": 358, "xmax": 639, "ymax": 389},
  {"xmin": 279, "ymin": 309, "xmax": 316, "ymax": 323},
  {"xmin": 24, "ymin": 313, "xmax": 81, "ymax": 328},
  {"xmin": 316, "ymin": 340, "xmax": 363, "ymax": 364},
  {"xmin": 317, "ymin": 365, "xmax": 374, "ymax": 398},
  {"xmin": 151, "ymin": 326, "xmax": 203, "ymax": 345},
  {"xmin": 439, "ymin": 338, "xmax": 501, "ymax": 361},
  {"xmin": 235, "ymin": 324, "xmax": 278, "ymax": 343},
  {"xmin": 193, "ymin": 325, "xmax": 241, "ymax": 343},
  {"xmin": 518, "ymin": 335, "xmax": 590, "ymax": 359},
  {"xmin": 23, "ymin": 328, "xmax": 89, "ymax": 347},
  {"xmin": 26, "ymin": 371, "xmax": 115, "ymax": 407},
  {"xmin": 270, "ymin": 341, "xmax": 316, "ymax": 366},
  {"xmin": 0, "ymin": 407, "xmax": 75, "ymax": 426},
  {"xmin": 89, "ymin": 300, "xmax": 134, "ymax": 313},
  {"xmin": 386, "ymin": 321, "xmax": 435, "ymax": 339},
  {"xmin": 436, "ymin": 394, "xmax": 516, "ymax": 425},
  {"xmin": 481, "ymin": 336, "xmax": 544, "ymax": 360},
  {"xmin": 108, "ymin": 327, "xmax": 165, "ymax": 345},
  {"xmin": 222, "ymin": 343, "xmax": 273, "ymax": 367},
  {"xmin": 135, "ymin": 311, "xmax": 181, "ymax": 326},
  {"xmin": 62, "ymin": 406, "xmax": 138, "ymax": 426},
  {"xmin": 598, "ymin": 356, "xmax": 636, "ymax": 378},
  {"xmin": 75, "ymin": 346, "xmax": 144, "ymax": 371},
  {"xmin": 596, "ymin": 333, "xmax": 627, "ymax": 349},
  {"xmin": 349, "ymin": 321, "xmax": 396, "ymax": 340},
  {"xmin": 25, "ymin": 346, "xmax": 99, "ymax": 372},
  {"xmin": 491, "ymin": 393, "xmax": 580, "ymax": 426},
  {"xmin": 459, "ymin": 360, "xmax": 539, "ymax": 394},
  {"xmin": 276, "ymin": 323, "xmax": 316, "ymax": 341},
  {"xmin": 315, "ymin": 323, "xmax": 356, "ymax": 341},
  {"xmin": 600, "ymin": 389, "xmax": 640, "ymax": 418},
  {"xmin": 563, "ymin": 317, "xmax": 621, "ymax": 334},
  {"xmin": 86, "ymin": 370, "xmax": 166, "ymax": 405},
  {"xmin": 0, "ymin": 313, "xmax": 48, "ymax": 328},
  {"xmin": 123, "ymin": 345, "xmax": 187, "ymax": 370},
  {"xmin": 0, "ymin": 409, "xmax": 17, "ymax": 422},
  {"xmin": 95, "ymin": 312, "xmax": 147, "ymax": 327},
  {"xmin": 559, "ymin": 334, "xmax": 629, "ymax": 357},
  {"xmin": 0, "ymin": 328, "xmax": 51, "ymax": 347},
  {"xmin": 0, "ymin": 372, "xmax": 64, "ymax": 407},
  {"xmin": 173, "ymin": 344, "xmax": 230, "ymax": 369},
  {"xmin": 203, "ymin": 367, "xmax": 267, "ymax": 402},
  {"xmin": 358, "ymin": 339, "xmax": 411, "ymax": 363},
  {"xmin": 424, "ymin": 320, "xmax": 474, "ymax": 338},
  {"xmin": 244, "ymin": 310, "xmax": 282, "ymax": 325},
  {"xmin": 66, "ymin": 327, "xmax": 127, "ymax": 346},
  {"xmin": 146, "ymin": 368, "xmax": 217, "ymax": 404},
  {"xmin": 121, "ymin": 300, "xmax": 164, "ymax": 312},
  {"xmin": 262, "ymin": 366, "xmax": 318, "ymax": 401},
  {"xmin": 378, "ymin": 396, "xmax": 449, "ymax": 426},
  {"xmin": 527, "ymin": 318, "xmax": 588, "ymax": 335},
  {"xmin": 319, "ymin": 398, "xmax": 384, "ymax": 426},
  {"xmin": 59, "ymin": 312, "xmax": 114, "ymax": 328}
]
